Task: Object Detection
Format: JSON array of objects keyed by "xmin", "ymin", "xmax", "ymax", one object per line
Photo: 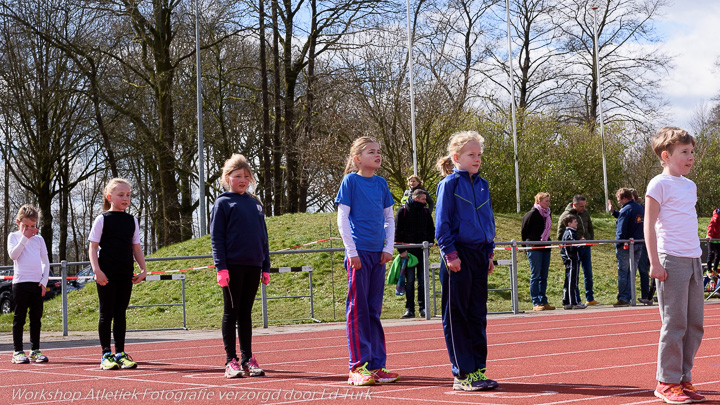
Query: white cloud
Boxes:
[{"xmin": 657, "ymin": 1, "xmax": 720, "ymax": 130}]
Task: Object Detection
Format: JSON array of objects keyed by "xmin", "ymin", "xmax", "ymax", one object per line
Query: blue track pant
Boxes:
[{"xmin": 345, "ymin": 250, "xmax": 387, "ymax": 370}]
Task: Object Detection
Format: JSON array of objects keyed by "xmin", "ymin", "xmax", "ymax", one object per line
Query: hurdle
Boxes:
[
  {"xmin": 127, "ymin": 274, "xmax": 187, "ymax": 332},
  {"xmin": 258, "ymin": 266, "xmax": 319, "ymax": 328}
]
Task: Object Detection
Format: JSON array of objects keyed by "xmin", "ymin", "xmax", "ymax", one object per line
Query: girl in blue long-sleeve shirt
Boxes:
[
  {"xmin": 335, "ymin": 137, "xmax": 398, "ymax": 386},
  {"xmin": 435, "ymin": 131, "xmax": 498, "ymax": 392},
  {"xmin": 211, "ymin": 154, "xmax": 270, "ymax": 379}
]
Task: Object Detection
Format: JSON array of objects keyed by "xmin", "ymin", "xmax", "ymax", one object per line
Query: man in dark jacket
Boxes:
[
  {"xmin": 395, "ymin": 189, "xmax": 435, "ymax": 318},
  {"xmin": 613, "ymin": 188, "xmax": 644, "ymax": 307},
  {"xmin": 557, "ymin": 195, "xmax": 600, "ymax": 306}
]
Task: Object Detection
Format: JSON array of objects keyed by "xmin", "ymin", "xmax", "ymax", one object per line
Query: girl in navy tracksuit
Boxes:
[
  {"xmin": 211, "ymin": 154, "xmax": 270, "ymax": 379},
  {"xmin": 335, "ymin": 137, "xmax": 398, "ymax": 386},
  {"xmin": 435, "ymin": 131, "xmax": 498, "ymax": 392}
]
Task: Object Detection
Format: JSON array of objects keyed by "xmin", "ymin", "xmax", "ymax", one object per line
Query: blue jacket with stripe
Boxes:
[{"xmin": 434, "ymin": 168, "xmax": 496, "ymax": 258}]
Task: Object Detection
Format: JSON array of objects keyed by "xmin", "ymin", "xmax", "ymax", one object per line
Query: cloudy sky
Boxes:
[{"xmin": 657, "ymin": 0, "xmax": 720, "ymax": 131}]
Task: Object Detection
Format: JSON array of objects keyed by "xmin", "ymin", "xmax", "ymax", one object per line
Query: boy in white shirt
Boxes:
[
  {"xmin": 7, "ymin": 205, "xmax": 50, "ymax": 364},
  {"xmin": 644, "ymin": 127, "xmax": 704, "ymax": 403}
]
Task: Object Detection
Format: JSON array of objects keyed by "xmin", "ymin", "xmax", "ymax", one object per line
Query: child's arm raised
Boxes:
[{"xmin": 644, "ymin": 196, "xmax": 666, "ymax": 281}]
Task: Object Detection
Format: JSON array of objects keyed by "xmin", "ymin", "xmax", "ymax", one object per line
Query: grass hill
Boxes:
[{"xmin": 0, "ymin": 212, "xmax": 711, "ymax": 332}]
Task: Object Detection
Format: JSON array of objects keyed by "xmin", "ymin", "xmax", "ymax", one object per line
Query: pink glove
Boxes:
[
  {"xmin": 261, "ymin": 272, "xmax": 270, "ymax": 285},
  {"xmin": 217, "ymin": 269, "xmax": 229, "ymax": 287}
]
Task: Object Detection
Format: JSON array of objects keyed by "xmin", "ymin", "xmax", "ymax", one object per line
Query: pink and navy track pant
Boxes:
[{"xmin": 345, "ymin": 250, "xmax": 387, "ymax": 370}]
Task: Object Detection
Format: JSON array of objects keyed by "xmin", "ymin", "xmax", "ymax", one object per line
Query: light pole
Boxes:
[
  {"xmin": 195, "ymin": 0, "xmax": 206, "ymax": 234},
  {"xmin": 405, "ymin": 0, "xmax": 418, "ymax": 176},
  {"xmin": 592, "ymin": 5, "xmax": 609, "ymax": 213},
  {"xmin": 505, "ymin": 0, "xmax": 520, "ymax": 213}
]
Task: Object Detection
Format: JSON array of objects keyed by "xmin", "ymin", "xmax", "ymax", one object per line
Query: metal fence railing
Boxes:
[{"xmin": 1, "ymin": 237, "xmax": 715, "ymax": 336}]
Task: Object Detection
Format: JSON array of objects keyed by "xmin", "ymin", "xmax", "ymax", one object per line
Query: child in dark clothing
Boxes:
[
  {"xmin": 435, "ymin": 131, "xmax": 498, "ymax": 391},
  {"xmin": 211, "ymin": 154, "xmax": 270, "ymax": 379},
  {"xmin": 88, "ymin": 178, "xmax": 147, "ymax": 370},
  {"xmin": 560, "ymin": 215, "xmax": 586, "ymax": 310},
  {"xmin": 395, "ymin": 189, "xmax": 435, "ymax": 318}
]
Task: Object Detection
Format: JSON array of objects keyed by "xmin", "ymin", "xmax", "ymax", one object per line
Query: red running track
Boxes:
[{"xmin": 2, "ymin": 303, "xmax": 720, "ymax": 404}]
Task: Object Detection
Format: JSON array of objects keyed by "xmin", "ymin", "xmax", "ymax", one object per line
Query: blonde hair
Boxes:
[
  {"xmin": 103, "ymin": 178, "xmax": 131, "ymax": 211},
  {"xmin": 16, "ymin": 204, "xmax": 40, "ymax": 223},
  {"xmin": 407, "ymin": 174, "xmax": 423, "ymax": 187},
  {"xmin": 652, "ymin": 126, "xmax": 696, "ymax": 158},
  {"xmin": 220, "ymin": 154, "xmax": 256, "ymax": 191},
  {"xmin": 534, "ymin": 192, "xmax": 550, "ymax": 203},
  {"xmin": 436, "ymin": 131, "xmax": 485, "ymax": 176},
  {"xmin": 344, "ymin": 137, "xmax": 379, "ymax": 175}
]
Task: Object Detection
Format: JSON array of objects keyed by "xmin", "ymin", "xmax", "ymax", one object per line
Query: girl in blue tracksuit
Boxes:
[
  {"xmin": 335, "ymin": 137, "xmax": 398, "ymax": 386},
  {"xmin": 435, "ymin": 131, "xmax": 498, "ymax": 392},
  {"xmin": 211, "ymin": 154, "xmax": 270, "ymax": 379}
]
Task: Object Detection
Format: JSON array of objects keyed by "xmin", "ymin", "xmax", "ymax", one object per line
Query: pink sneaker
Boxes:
[
  {"xmin": 348, "ymin": 363, "xmax": 375, "ymax": 386},
  {"xmin": 224, "ymin": 358, "xmax": 243, "ymax": 378},
  {"xmin": 243, "ymin": 356, "xmax": 265, "ymax": 377},
  {"xmin": 681, "ymin": 382, "xmax": 706, "ymax": 403},
  {"xmin": 654, "ymin": 382, "xmax": 692, "ymax": 404},
  {"xmin": 371, "ymin": 368, "xmax": 400, "ymax": 383}
]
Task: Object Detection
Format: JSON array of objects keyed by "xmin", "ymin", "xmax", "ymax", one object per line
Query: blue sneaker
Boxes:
[
  {"xmin": 476, "ymin": 368, "xmax": 499, "ymax": 390},
  {"xmin": 114, "ymin": 352, "xmax": 137, "ymax": 369},
  {"xmin": 101, "ymin": 352, "xmax": 119, "ymax": 370},
  {"xmin": 452, "ymin": 369, "xmax": 498, "ymax": 391},
  {"xmin": 29, "ymin": 350, "xmax": 48, "ymax": 363},
  {"xmin": 12, "ymin": 351, "xmax": 29, "ymax": 364}
]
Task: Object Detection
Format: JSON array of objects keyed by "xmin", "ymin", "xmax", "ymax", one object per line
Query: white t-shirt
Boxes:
[
  {"xmin": 7, "ymin": 231, "xmax": 50, "ymax": 285},
  {"xmin": 88, "ymin": 214, "xmax": 141, "ymax": 244},
  {"xmin": 645, "ymin": 174, "xmax": 702, "ymax": 258}
]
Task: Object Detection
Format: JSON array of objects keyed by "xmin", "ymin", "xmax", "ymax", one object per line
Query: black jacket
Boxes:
[
  {"xmin": 560, "ymin": 227, "xmax": 580, "ymax": 263},
  {"xmin": 395, "ymin": 199, "xmax": 435, "ymax": 253},
  {"xmin": 521, "ymin": 207, "xmax": 551, "ymax": 243}
]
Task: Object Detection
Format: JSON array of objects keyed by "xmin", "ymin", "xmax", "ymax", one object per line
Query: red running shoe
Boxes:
[{"xmin": 654, "ymin": 382, "xmax": 692, "ymax": 404}]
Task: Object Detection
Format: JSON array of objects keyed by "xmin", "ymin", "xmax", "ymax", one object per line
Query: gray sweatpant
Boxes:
[{"xmin": 656, "ymin": 253, "xmax": 704, "ymax": 383}]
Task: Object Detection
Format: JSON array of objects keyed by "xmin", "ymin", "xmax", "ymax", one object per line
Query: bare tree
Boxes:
[
  {"xmin": 484, "ymin": 0, "xmax": 565, "ymax": 114},
  {"xmin": 0, "ymin": 1, "xmax": 102, "ymax": 257},
  {"xmin": 554, "ymin": 0, "xmax": 671, "ymax": 129},
  {"xmin": 275, "ymin": 0, "xmax": 386, "ymax": 213}
]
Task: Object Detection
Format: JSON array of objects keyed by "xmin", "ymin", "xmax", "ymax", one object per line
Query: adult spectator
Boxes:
[
  {"xmin": 395, "ymin": 189, "xmax": 435, "ymax": 318},
  {"xmin": 609, "ymin": 189, "xmax": 652, "ymax": 305},
  {"xmin": 521, "ymin": 192, "xmax": 555, "ymax": 311},
  {"xmin": 557, "ymin": 195, "xmax": 601, "ymax": 306},
  {"xmin": 400, "ymin": 175, "xmax": 434, "ymax": 210},
  {"xmin": 613, "ymin": 188, "xmax": 645, "ymax": 307}
]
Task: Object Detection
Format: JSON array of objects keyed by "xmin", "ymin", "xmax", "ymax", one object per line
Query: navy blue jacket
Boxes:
[
  {"xmin": 434, "ymin": 169, "xmax": 495, "ymax": 257},
  {"xmin": 210, "ymin": 192, "xmax": 270, "ymax": 273},
  {"xmin": 615, "ymin": 200, "xmax": 644, "ymax": 248},
  {"xmin": 560, "ymin": 227, "xmax": 580, "ymax": 264}
]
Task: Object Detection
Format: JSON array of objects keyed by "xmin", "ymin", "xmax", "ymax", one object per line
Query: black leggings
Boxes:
[
  {"xmin": 97, "ymin": 279, "xmax": 133, "ymax": 354},
  {"xmin": 12, "ymin": 282, "xmax": 43, "ymax": 352},
  {"xmin": 708, "ymin": 243, "xmax": 720, "ymax": 274},
  {"xmin": 221, "ymin": 265, "xmax": 261, "ymax": 364}
]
